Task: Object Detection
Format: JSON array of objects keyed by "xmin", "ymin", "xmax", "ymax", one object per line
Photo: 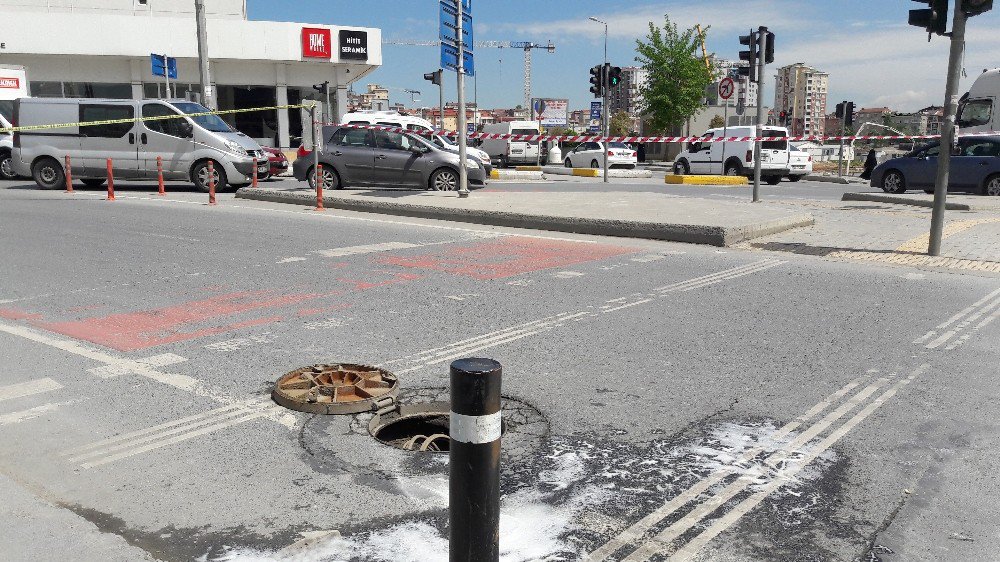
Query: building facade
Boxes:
[
  {"xmin": 774, "ymin": 63, "xmax": 829, "ymax": 136},
  {"xmin": 607, "ymin": 66, "xmax": 649, "ymax": 117},
  {"xmin": 0, "ymin": 0, "xmax": 382, "ymax": 149}
]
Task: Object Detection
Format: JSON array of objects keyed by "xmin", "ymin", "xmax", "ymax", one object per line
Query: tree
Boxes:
[
  {"xmin": 709, "ymin": 114, "xmax": 725, "ymax": 129},
  {"xmin": 635, "ymin": 16, "xmax": 715, "ymax": 133},
  {"xmin": 610, "ymin": 112, "xmax": 634, "ymax": 136}
]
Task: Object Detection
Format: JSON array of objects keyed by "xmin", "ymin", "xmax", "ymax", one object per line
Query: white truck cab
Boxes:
[
  {"xmin": 0, "ymin": 64, "xmax": 29, "ymax": 180},
  {"xmin": 958, "ymin": 69, "xmax": 999, "ymax": 134},
  {"xmin": 479, "ymin": 120, "xmax": 542, "ymax": 168},
  {"xmin": 673, "ymin": 125, "xmax": 790, "ymax": 184}
]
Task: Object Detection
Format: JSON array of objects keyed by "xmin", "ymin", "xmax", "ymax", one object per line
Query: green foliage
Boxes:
[
  {"xmin": 610, "ymin": 112, "xmax": 634, "ymax": 136},
  {"xmin": 635, "ymin": 15, "xmax": 716, "ymax": 133},
  {"xmin": 709, "ymin": 114, "xmax": 725, "ymax": 129}
]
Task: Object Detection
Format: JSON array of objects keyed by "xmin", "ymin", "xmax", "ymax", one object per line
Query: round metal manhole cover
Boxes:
[{"xmin": 272, "ymin": 364, "xmax": 399, "ymax": 415}]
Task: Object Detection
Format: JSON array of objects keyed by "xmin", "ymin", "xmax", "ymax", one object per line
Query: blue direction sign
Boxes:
[
  {"xmin": 589, "ymin": 101, "xmax": 602, "ymax": 133},
  {"xmin": 150, "ymin": 54, "xmax": 178, "ymax": 79},
  {"xmin": 441, "ymin": 43, "xmax": 475, "ymax": 76}
]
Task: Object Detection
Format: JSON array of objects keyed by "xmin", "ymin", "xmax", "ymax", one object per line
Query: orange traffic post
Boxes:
[
  {"xmin": 156, "ymin": 156, "xmax": 165, "ymax": 196},
  {"xmin": 208, "ymin": 161, "xmax": 217, "ymax": 206},
  {"xmin": 252, "ymin": 157, "xmax": 259, "ymax": 188},
  {"xmin": 64, "ymin": 155, "xmax": 73, "ymax": 193},
  {"xmin": 315, "ymin": 164, "xmax": 325, "ymax": 212},
  {"xmin": 106, "ymin": 158, "xmax": 115, "ymax": 201}
]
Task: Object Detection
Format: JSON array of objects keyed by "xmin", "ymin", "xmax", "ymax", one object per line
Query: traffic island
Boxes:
[
  {"xmin": 236, "ymin": 186, "xmax": 814, "ymax": 247},
  {"xmin": 665, "ymin": 175, "xmax": 749, "ymax": 186},
  {"xmin": 842, "ymin": 192, "xmax": 1000, "ymax": 212}
]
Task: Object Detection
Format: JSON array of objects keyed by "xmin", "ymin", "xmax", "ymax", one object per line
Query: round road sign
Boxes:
[{"xmin": 719, "ymin": 77, "xmax": 735, "ymax": 101}]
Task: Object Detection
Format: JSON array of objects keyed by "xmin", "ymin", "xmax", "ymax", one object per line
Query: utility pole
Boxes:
[
  {"xmin": 194, "ymin": 0, "xmax": 214, "ymax": 109},
  {"xmin": 456, "ymin": 0, "xmax": 470, "ymax": 198},
  {"xmin": 928, "ymin": 1, "xmax": 967, "ymax": 255},
  {"xmin": 752, "ymin": 27, "xmax": 768, "ymax": 203},
  {"xmin": 590, "ymin": 16, "xmax": 609, "ymax": 184}
]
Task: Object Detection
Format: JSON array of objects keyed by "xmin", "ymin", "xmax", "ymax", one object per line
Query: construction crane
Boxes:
[{"xmin": 383, "ymin": 39, "xmax": 556, "ymax": 110}]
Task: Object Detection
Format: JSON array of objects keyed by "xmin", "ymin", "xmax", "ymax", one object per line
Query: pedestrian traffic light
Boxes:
[
  {"xmin": 909, "ymin": 0, "xmax": 949, "ymax": 36},
  {"xmin": 739, "ymin": 31, "xmax": 758, "ymax": 82},
  {"xmin": 423, "ymin": 70, "xmax": 442, "ymax": 86},
  {"xmin": 964, "ymin": 0, "xmax": 993, "ymax": 16},
  {"xmin": 589, "ymin": 65, "xmax": 604, "ymax": 98},
  {"xmin": 761, "ymin": 30, "xmax": 775, "ymax": 64},
  {"xmin": 606, "ymin": 65, "xmax": 623, "ymax": 89},
  {"xmin": 845, "ymin": 102, "xmax": 855, "ymax": 127}
]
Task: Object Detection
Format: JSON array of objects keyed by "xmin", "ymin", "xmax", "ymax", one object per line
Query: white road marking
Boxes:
[
  {"xmin": 924, "ymin": 294, "xmax": 1000, "ymax": 349},
  {"xmin": 277, "ymin": 257, "xmax": 308, "ymax": 264},
  {"xmin": 506, "ymin": 279, "xmax": 535, "ymax": 286},
  {"xmin": 551, "ymin": 271, "xmax": 585, "ymax": 279},
  {"xmin": 945, "ymin": 307, "xmax": 1000, "ymax": 351},
  {"xmin": 668, "ymin": 367, "xmax": 926, "ymax": 561},
  {"xmin": 204, "ymin": 334, "xmax": 273, "ymax": 352},
  {"xmin": 0, "ymin": 400, "xmax": 84, "ymax": 426},
  {"xmin": 138, "ymin": 353, "xmax": 188, "ymax": 368},
  {"xmin": 631, "ymin": 255, "xmax": 668, "ymax": 263},
  {"xmin": 87, "ymin": 353, "xmax": 188, "ymax": 378},
  {"xmin": 312, "ymin": 241, "xmax": 420, "ymax": 258},
  {"xmin": 914, "ymin": 287, "xmax": 1000, "ymax": 344},
  {"xmin": 303, "ymin": 317, "xmax": 349, "ymax": 330},
  {"xmin": 444, "ymin": 294, "xmax": 480, "ymax": 301},
  {"xmin": 0, "ymin": 378, "xmax": 63, "ymax": 403},
  {"xmin": 602, "ymin": 299, "xmax": 654, "ymax": 314},
  {"xmin": 654, "ymin": 260, "xmax": 784, "ymax": 293}
]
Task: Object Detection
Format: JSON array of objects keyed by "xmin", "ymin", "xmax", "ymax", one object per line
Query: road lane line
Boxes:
[
  {"xmin": 946, "ymin": 307, "xmax": 1000, "ymax": 351},
  {"xmin": 424, "ymin": 330, "xmax": 549, "ymax": 366},
  {"xmin": 914, "ymin": 287, "xmax": 1000, "ymax": 344},
  {"xmin": 404, "ymin": 312, "xmax": 581, "ymax": 360},
  {"xmin": 925, "ymin": 296, "xmax": 1000, "ymax": 349},
  {"xmin": 602, "ymin": 299, "xmax": 655, "ymax": 313},
  {"xmin": 668, "ymin": 367, "xmax": 927, "ymax": 561},
  {"xmin": 312, "ymin": 242, "xmax": 421, "ymax": 257},
  {"xmin": 620, "ymin": 378, "xmax": 889, "ymax": 561},
  {"xmin": 0, "ymin": 378, "xmax": 63, "ymax": 402},
  {"xmin": 0, "ymin": 400, "xmax": 83, "ymax": 426},
  {"xmin": 679, "ymin": 261, "xmax": 786, "ymax": 291},
  {"xmin": 61, "ymin": 405, "xmax": 246, "ymax": 457},
  {"xmin": 583, "ymin": 375, "xmax": 870, "ymax": 562},
  {"xmin": 655, "ymin": 261, "xmax": 783, "ymax": 293}
]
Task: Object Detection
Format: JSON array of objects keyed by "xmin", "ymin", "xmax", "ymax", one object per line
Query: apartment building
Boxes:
[{"xmin": 774, "ymin": 63, "xmax": 829, "ymax": 136}]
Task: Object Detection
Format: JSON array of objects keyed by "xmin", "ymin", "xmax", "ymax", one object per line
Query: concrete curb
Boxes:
[
  {"xmin": 541, "ymin": 167, "xmax": 654, "ymax": 179},
  {"xmin": 664, "ymin": 175, "xmax": 749, "ymax": 186},
  {"xmin": 805, "ymin": 175, "xmax": 867, "ymax": 185},
  {"xmin": 235, "ymin": 188, "xmax": 814, "ymax": 247},
  {"xmin": 489, "ymin": 169, "xmax": 545, "ymax": 180},
  {"xmin": 841, "ymin": 192, "xmax": 999, "ymax": 211}
]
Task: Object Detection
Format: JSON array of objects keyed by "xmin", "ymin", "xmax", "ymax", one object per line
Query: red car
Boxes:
[{"xmin": 260, "ymin": 147, "xmax": 289, "ymax": 179}]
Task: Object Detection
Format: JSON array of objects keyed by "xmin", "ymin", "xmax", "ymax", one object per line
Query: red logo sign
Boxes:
[
  {"xmin": 302, "ymin": 28, "xmax": 332, "ymax": 59},
  {"xmin": 0, "ymin": 77, "xmax": 20, "ymax": 89}
]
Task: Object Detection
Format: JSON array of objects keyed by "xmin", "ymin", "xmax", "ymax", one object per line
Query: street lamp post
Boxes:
[{"xmin": 589, "ymin": 16, "xmax": 610, "ymax": 184}]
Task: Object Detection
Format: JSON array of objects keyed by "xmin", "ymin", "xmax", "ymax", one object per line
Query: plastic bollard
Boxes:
[
  {"xmin": 157, "ymin": 156, "xmax": 165, "ymax": 195},
  {"xmin": 106, "ymin": 158, "xmax": 115, "ymax": 201},
  {"xmin": 208, "ymin": 161, "xmax": 217, "ymax": 206},
  {"xmin": 252, "ymin": 157, "xmax": 259, "ymax": 188},
  {"xmin": 64, "ymin": 155, "xmax": 73, "ymax": 193},
  {"xmin": 315, "ymin": 163, "xmax": 325, "ymax": 211}
]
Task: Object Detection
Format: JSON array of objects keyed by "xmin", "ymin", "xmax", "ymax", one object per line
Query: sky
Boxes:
[{"xmin": 246, "ymin": 0, "xmax": 1000, "ymax": 113}]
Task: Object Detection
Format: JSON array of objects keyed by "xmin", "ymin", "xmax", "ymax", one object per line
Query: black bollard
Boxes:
[{"xmin": 449, "ymin": 357, "xmax": 502, "ymax": 562}]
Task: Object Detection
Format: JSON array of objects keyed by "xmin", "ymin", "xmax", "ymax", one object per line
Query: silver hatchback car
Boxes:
[{"xmin": 293, "ymin": 126, "xmax": 487, "ymax": 190}]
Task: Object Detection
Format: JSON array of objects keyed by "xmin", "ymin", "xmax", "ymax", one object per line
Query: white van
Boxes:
[
  {"xmin": 479, "ymin": 120, "xmax": 541, "ymax": 167},
  {"xmin": 672, "ymin": 125, "xmax": 791, "ymax": 184},
  {"xmin": 958, "ymin": 69, "xmax": 999, "ymax": 134},
  {"xmin": 0, "ymin": 64, "xmax": 29, "ymax": 180},
  {"xmin": 13, "ymin": 98, "xmax": 267, "ymax": 191},
  {"xmin": 342, "ymin": 110, "xmax": 437, "ymax": 135}
]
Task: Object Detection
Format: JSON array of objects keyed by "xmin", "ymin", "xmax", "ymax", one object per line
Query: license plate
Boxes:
[{"xmin": 257, "ymin": 164, "xmax": 268, "ymax": 173}]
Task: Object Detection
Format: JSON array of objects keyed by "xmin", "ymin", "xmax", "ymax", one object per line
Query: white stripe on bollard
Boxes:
[{"xmin": 450, "ymin": 411, "xmax": 502, "ymax": 444}]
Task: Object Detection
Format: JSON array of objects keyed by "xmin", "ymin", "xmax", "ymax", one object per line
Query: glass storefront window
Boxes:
[{"xmin": 30, "ymin": 82, "xmax": 63, "ymax": 98}]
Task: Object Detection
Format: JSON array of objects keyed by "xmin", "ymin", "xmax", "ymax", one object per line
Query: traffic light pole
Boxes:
[
  {"xmin": 194, "ymin": 0, "xmax": 214, "ymax": 109},
  {"xmin": 752, "ymin": 28, "xmax": 768, "ymax": 203},
  {"xmin": 456, "ymin": 1, "xmax": 470, "ymax": 198},
  {"xmin": 439, "ymin": 77, "xmax": 445, "ymax": 131},
  {"xmin": 928, "ymin": 1, "xmax": 967, "ymax": 256},
  {"xmin": 838, "ymin": 116, "xmax": 846, "ymax": 177}
]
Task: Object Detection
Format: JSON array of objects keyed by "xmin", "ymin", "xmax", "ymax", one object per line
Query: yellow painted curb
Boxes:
[
  {"xmin": 515, "ymin": 166, "xmax": 543, "ymax": 171},
  {"xmin": 490, "ymin": 169, "xmax": 500, "ymax": 179},
  {"xmin": 664, "ymin": 174, "xmax": 748, "ymax": 185},
  {"xmin": 572, "ymin": 169, "xmax": 601, "ymax": 177}
]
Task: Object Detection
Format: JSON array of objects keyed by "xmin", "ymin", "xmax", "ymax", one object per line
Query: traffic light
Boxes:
[
  {"xmin": 762, "ymin": 30, "xmax": 775, "ymax": 64},
  {"xmin": 607, "ymin": 65, "xmax": 623, "ymax": 89},
  {"xmin": 589, "ymin": 65, "xmax": 604, "ymax": 98},
  {"xmin": 964, "ymin": 0, "xmax": 993, "ymax": 16},
  {"xmin": 312, "ymin": 81, "xmax": 330, "ymax": 95},
  {"xmin": 739, "ymin": 31, "xmax": 758, "ymax": 82},
  {"xmin": 423, "ymin": 70, "xmax": 442, "ymax": 86},
  {"xmin": 835, "ymin": 102, "xmax": 845, "ymax": 120},
  {"xmin": 845, "ymin": 102, "xmax": 855, "ymax": 127},
  {"xmin": 909, "ymin": 0, "xmax": 949, "ymax": 36}
]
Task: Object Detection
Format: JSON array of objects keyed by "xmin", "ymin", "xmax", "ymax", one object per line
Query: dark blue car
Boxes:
[{"xmin": 870, "ymin": 136, "xmax": 1000, "ymax": 196}]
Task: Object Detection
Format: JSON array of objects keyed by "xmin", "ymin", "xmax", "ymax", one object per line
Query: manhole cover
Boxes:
[
  {"xmin": 368, "ymin": 400, "xmax": 508, "ymax": 453},
  {"xmin": 272, "ymin": 364, "xmax": 399, "ymax": 415}
]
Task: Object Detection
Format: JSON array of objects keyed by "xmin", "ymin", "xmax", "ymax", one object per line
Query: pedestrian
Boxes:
[{"xmin": 860, "ymin": 149, "xmax": 878, "ymax": 180}]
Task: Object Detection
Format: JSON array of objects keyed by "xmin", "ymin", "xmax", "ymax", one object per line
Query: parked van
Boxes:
[
  {"xmin": 342, "ymin": 110, "xmax": 437, "ymax": 135},
  {"xmin": 672, "ymin": 125, "xmax": 791, "ymax": 184},
  {"xmin": 12, "ymin": 98, "xmax": 267, "ymax": 191},
  {"xmin": 0, "ymin": 64, "xmax": 29, "ymax": 180},
  {"xmin": 479, "ymin": 120, "xmax": 541, "ymax": 167},
  {"xmin": 958, "ymin": 68, "xmax": 999, "ymax": 134}
]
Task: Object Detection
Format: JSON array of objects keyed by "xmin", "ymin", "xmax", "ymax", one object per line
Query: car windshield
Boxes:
[
  {"xmin": 436, "ymin": 135, "xmax": 457, "ymax": 147},
  {"xmin": 172, "ymin": 102, "xmax": 233, "ymax": 133},
  {"xmin": 761, "ymin": 130, "xmax": 788, "ymax": 150},
  {"xmin": 958, "ymin": 99, "xmax": 992, "ymax": 127},
  {"xmin": 0, "ymin": 100, "xmax": 13, "ymax": 125},
  {"xmin": 608, "ymin": 142, "xmax": 630, "ymax": 149}
]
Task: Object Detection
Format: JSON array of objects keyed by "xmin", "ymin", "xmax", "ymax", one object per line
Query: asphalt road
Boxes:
[{"xmin": 0, "ymin": 178, "xmax": 997, "ymax": 562}]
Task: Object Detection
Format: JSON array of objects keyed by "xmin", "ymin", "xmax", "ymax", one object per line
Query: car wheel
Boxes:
[
  {"xmin": 724, "ymin": 162, "xmax": 742, "ymax": 176},
  {"xmin": 430, "ymin": 168, "xmax": 459, "ymax": 191},
  {"xmin": 923, "ymin": 188, "xmax": 934, "ymax": 194},
  {"xmin": 787, "ymin": 175, "xmax": 802, "ymax": 182},
  {"xmin": 564, "ymin": 159, "xmax": 572, "ymax": 168},
  {"xmin": 766, "ymin": 176, "xmax": 781, "ymax": 185},
  {"xmin": 307, "ymin": 165, "xmax": 340, "ymax": 191},
  {"xmin": 674, "ymin": 160, "xmax": 689, "ymax": 175},
  {"xmin": 0, "ymin": 150, "xmax": 16, "ymax": 180},
  {"xmin": 882, "ymin": 170, "xmax": 906, "ymax": 194},
  {"xmin": 31, "ymin": 157, "xmax": 64, "ymax": 190},
  {"xmin": 81, "ymin": 178, "xmax": 106, "ymax": 188},
  {"xmin": 498, "ymin": 155, "xmax": 509, "ymax": 169},
  {"xmin": 590, "ymin": 159, "xmax": 600, "ymax": 169},
  {"xmin": 984, "ymin": 174, "xmax": 1000, "ymax": 196},
  {"xmin": 192, "ymin": 160, "xmax": 227, "ymax": 193}
]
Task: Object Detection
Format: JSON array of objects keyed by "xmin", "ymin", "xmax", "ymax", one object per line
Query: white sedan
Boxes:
[
  {"xmin": 787, "ymin": 145, "xmax": 813, "ymax": 182},
  {"xmin": 564, "ymin": 141, "xmax": 638, "ymax": 169}
]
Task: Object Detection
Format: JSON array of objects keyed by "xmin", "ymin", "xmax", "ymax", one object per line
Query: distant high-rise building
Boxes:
[
  {"xmin": 607, "ymin": 66, "xmax": 649, "ymax": 117},
  {"xmin": 774, "ymin": 63, "xmax": 829, "ymax": 136}
]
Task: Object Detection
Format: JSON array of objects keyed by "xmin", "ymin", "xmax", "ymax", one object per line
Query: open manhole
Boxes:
[
  {"xmin": 272, "ymin": 364, "xmax": 399, "ymax": 415},
  {"xmin": 369, "ymin": 403, "xmax": 452, "ymax": 452}
]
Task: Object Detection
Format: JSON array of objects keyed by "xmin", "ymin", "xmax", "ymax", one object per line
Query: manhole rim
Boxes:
[{"xmin": 272, "ymin": 363, "xmax": 400, "ymax": 415}]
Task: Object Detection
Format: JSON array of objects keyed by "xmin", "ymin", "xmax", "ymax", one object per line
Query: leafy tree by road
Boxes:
[
  {"xmin": 635, "ymin": 15, "xmax": 715, "ymax": 133},
  {"xmin": 610, "ymin": 112, "xmax": 634, "ymax": 136}
]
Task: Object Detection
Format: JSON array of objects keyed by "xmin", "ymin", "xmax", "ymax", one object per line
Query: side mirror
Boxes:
[
  {"xmin": 180, "ymin": 122, "xmax": 194, "ymax": 138},
  {"xmin": 689, "ymin": 143, "xmax": 701, "ymax": 152},
  {"xmin": 409, "ymin": 145, "xmax": 424, "ymax": 156}
]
